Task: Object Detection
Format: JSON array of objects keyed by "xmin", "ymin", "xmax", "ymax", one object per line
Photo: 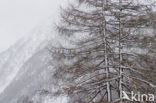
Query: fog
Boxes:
[{"xmin": 0, "ymin": 0, "xmax": 67, "ymax": 52}]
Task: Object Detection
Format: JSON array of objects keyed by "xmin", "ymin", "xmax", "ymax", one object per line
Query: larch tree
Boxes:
[{"xmin": 50, "ymin": 0, "xmax": 156, "ymax": 103}]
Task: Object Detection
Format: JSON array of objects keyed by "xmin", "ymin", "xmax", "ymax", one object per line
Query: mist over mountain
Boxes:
[{"xmin": 0, "ymin": 19, "xmax": 68, "ymax": 103}]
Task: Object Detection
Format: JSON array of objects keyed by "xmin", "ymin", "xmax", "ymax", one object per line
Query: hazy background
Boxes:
[
  {"xmin": 1, "ymin": 0, "xmax": 151, "ymax": 53},
  {"xmin": 0, "ymin": 0, "xmax": 68, "ymax": 53}
]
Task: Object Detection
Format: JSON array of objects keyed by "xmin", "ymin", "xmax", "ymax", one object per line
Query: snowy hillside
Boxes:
[
  {"xmin": 0, "ymin": 22, "xmax": 48, "ymax": 93},
  {"xmin": 0, "ymin": 19, "xmax": 68, "ymax": 103}
]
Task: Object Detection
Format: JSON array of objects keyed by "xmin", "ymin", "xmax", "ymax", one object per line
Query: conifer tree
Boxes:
[{"xmin": 51, "ymin": 0, "xmax": 156, "ymax": 102}]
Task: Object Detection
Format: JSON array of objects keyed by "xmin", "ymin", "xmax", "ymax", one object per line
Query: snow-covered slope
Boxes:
[
  {"xmin": 0, "ymin": 19, "xmax": 68, "ymax": 103},
  {"xmin": 0, "ymin": 21, "xmax": 50, "ymax": 93}
]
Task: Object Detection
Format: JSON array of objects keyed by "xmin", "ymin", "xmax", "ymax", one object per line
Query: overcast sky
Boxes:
[
  {"xmin": 0, "ymin": 0, "xmax": 68, "ymax": 52},
  {"xmin": 0, "ymin": 0, "xmax": 154, "ymax": 53}
]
